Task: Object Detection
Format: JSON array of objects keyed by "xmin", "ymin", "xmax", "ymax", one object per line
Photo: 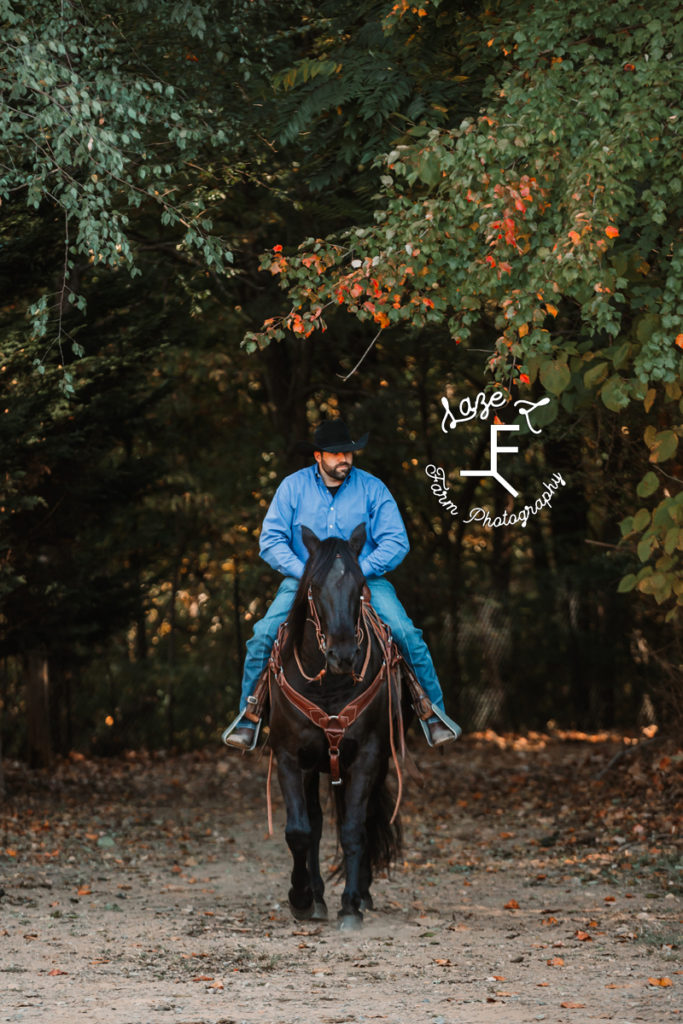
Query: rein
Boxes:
[{"xmin": 267, "ymin": 594, "xmax": 404, "ymax": 829}]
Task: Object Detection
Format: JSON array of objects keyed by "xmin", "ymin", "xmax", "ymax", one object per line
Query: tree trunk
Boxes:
[{"xmin": 25, "ymin": 653, "xmax": 52, "ymax": 769}]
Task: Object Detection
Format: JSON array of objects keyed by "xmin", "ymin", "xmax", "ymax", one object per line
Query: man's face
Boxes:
[{"xmin": 315, "ymin": 450, "xmax": 353, "ymax": 484}]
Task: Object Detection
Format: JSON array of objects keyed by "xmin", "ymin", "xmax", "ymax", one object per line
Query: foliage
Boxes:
[
  {"xmin": 247, "ymin": 0, "xmax": 683, "ymax": 617},
  {"xmin": 0, "ymin": 0, "xmax": 316, "ymax": 378}
]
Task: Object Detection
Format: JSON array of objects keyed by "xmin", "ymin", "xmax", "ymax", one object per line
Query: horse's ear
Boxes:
[
  {"xmin": 302, "ymin": 525, "xmax": 320, "ymax": 557},
  {"xmin": 349, "ymin": 522, "xmax": 366, "ymax": 557}
]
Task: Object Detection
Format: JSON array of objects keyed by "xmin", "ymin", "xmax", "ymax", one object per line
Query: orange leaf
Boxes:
[
  {"xmin": 561, "ymin": 1002, "xmax": 586, "ymax": 1009},
  {"xmin": 675, "ymin": 334, "xmax": 683, "ymax": 350},
  {"xmin": 568, "ymin": 230, "xmax": 581, "ymax": 245},
  {"xmin": 518, "ymin": 323, "xmax": 529, "ymax": 338},
  {"xmin": 77, "ymin": 885, "xmax": 91, "ymax": 896},
  {"xmin": 504, "ymin": 899, "xmax": 519, "ymax": 910},
  {"xmin": 48, "ymin": 969, "xmax": 68, "ymax": 976},
  {"xmin": 575, "ymin": 930, "xmax": 592, "ymax": 941},
  {"xmin": 648, "ymin": 977, "xmax": 673, "ymax": 987},
  {"xmin": 545, "ymin": 303, "xmax": 558, "ymax": 317},
  {"xmin": 605, "ymin": 225, "xmax": 619, "ymax": 238},
  {"xmin": 547, "ymin": 956, "xmax": 565, "ymax": 967}
]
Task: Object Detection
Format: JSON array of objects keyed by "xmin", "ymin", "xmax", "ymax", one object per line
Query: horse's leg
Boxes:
[
  {"xmin": 277, "ymin": 752, "xmax": 315, "ymax": 920},
  {"xmin": 358, "ymin": 851, "xmax": 373, "ymax": 912},
  {"xmin": 336, "ymin": 749, "xmax": 380, "ymax": 931},
  {"xmin": 304, "ymin": 771, "xmax": 328, "ymax": 921}
]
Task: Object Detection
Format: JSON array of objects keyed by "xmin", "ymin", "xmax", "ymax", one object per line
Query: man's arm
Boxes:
[
  {"xmin": 259, "ymin": 478, "xmax": 306, "ymax": 578},
  {"xmin": 358, "ymin": 483, "xmax": 409, "ymax": 579}
]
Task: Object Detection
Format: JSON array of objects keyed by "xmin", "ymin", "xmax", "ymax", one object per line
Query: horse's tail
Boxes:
[{"xmin": 333, "ymin": 775, "xmax": 403, "ymax": 874}]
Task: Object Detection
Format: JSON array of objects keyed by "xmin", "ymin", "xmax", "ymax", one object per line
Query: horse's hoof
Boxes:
[
  {"xmin": 359, "ymin": 895, "xmax": 374, "ymax": 912},
  {"xmin": 289, "ymin": 899, "xmax": 314, "ymax": 921},
  {"xmin": 311, "ymin": 899, "xmax": 328, "ymax": 921},
  {"xmin": 338, "ymin": 913, "xmax": 363, "ymax": 932}
]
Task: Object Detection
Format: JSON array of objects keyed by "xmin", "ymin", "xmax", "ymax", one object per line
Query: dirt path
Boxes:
[{"xmin": 1, "ymin": 733, "xmax": 680, "ymax": 1024}]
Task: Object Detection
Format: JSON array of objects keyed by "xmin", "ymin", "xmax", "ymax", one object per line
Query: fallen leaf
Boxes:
[
  {"xmin": 575, "ymin": 930, "xmax": 592, "ymax": 941},
  {"xmin": 547, "ymin": 956, "xmax": 565, "ymax": 967},
  {"xmin": 648, "ymin": 977, "xmax": 673, "ymax": 987},
  {"xmin": 434, "ymin": 958, "xmax": 453, "ymax": 966},
  {"xmin": 561, "ymin": 1001, "xmax": 586, "ymax": 1009},
  {"xmin": 193, "ymin": 975, "xmax": 214, "ymax": 982},
  {"xmin": 77, "ymin": 885, "xmax": 91, "ymax": 896},
  {"xmin": 504, "ymin": 899, "xmax": 519, "ymax": 910},
  {"xmin": 48, "ymin": 969, "xmax": 67, "ymax": 976}
]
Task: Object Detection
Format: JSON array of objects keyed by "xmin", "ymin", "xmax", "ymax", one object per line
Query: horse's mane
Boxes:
[{"xmin": 281, "ymin": 537, "xmax": 365, "ymax": 664}]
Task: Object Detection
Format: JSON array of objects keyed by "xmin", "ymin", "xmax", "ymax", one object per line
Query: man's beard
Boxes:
[{"xmin": 322, "ymin": 457, "xmax": 351, "ymax": 480}]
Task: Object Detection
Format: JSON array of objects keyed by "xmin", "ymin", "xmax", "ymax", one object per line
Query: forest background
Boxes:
[{"xmin": 0, "ymin": 0, "xmax": 681, "ymax": 770}]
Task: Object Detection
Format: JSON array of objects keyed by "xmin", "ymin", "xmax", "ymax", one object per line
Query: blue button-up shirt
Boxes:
[{"xmin": 259, "ymin": 465, "xmax": 409, "ymax": 580}]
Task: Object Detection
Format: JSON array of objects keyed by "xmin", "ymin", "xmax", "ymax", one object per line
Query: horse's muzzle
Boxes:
[{"xmin": 325, "ymin": 641, "xmax": 360, "ymax": 675}]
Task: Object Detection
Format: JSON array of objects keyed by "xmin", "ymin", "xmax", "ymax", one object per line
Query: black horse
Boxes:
[{"xmin": 267, "ymin": 523, "xmax": 403, "ymax": 931}]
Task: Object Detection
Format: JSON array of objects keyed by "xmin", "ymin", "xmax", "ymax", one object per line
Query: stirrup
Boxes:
[
  {"xmin": 419, "ymin": 706, "xmax": 462, "ymax": 747},
  {"xmin": 221, "ymin": 703, "xmax": 262, "ymax": 751}
]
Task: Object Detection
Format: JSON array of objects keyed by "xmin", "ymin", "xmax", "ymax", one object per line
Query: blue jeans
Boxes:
[{"xmin": 239, "ymin": 576, "xmax": 446, "ymax": 713}]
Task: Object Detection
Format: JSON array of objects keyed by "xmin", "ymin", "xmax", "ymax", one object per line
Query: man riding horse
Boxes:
[{"xmin": 223, "ymin": 419, "xmax": 461, "ymax": 749}]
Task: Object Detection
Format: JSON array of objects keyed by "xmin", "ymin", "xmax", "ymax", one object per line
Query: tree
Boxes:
[{"xmin": 249, "ymin": 0, "xmax": 682, "ymax": 618}]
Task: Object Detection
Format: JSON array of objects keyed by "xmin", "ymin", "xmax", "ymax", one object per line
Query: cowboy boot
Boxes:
[
  {"xmin": 222, "ymin": 671, "xmax": 269, "ymax": 751},
  {"xmin": 401, "ymin": 663, "xmax": 462, "ymax": 746}
]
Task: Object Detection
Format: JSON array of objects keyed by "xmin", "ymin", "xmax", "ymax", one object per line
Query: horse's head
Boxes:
[{"xmin": 301, "ymin": 523, "xmax": 366, "ymax": 674}]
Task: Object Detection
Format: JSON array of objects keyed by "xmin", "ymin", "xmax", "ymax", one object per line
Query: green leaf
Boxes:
[
  {"xmin": 637, "ymin": 533, "xmax": 655, "ymax": 562},
  {"xmin": 633, "ymin": 508, "xmax": 651, "ymax": 532},
  {"xmin": 637, "ymin": 572, "xmax": 672, "ymax": 603},
  {"xmin": 619, "ymin": 515, "xmax": 634, "ymax": 536},
  {"xmin": 416, "ymin": 151, "xmax": 441, "ymax": 187},
  {"xmin": 617, "ymin": 573, "xmax": 637, "ymax": 593},
  {"xmin": 648, "ymin": 429, "xmax": 678, "ymax": 464},
  {"xmin": 539, "ymin": 359, "xmax": 571, "ymax": 396},
  {"xmin": 636, "ymin": 471, "xmax": 659, "ymax": 498},
  {"xmin": 601, "ymin": 375, "xmax": 630, "ymax": 412},
  {"xmin": 583, "ymin": 360, "xmax": 608, "ymax": 389}
]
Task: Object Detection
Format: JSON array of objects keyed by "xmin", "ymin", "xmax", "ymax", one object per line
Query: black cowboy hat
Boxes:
[{"xmin": 297, "ymin": 419, "xmax": 369, "ymax": 454}]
